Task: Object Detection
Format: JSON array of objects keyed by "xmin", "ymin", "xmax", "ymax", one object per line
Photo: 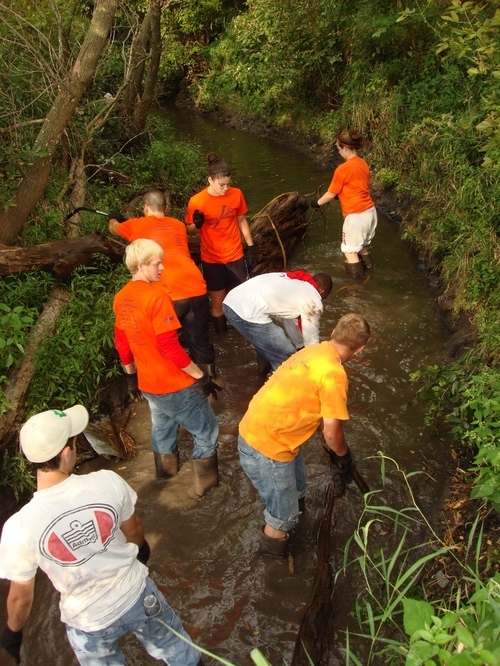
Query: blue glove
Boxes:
[
  {"xmin": 109, "ymin": 210, "xmax": 127, "ymax": 223},
  {"xmin": 246, "ymin": 245, "xmax": 258, "ymax": 269}
]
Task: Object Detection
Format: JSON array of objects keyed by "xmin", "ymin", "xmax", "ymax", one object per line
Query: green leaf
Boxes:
[{"xmin": 403, "ymin": 599, "xmax": 434, "ymax": 637}]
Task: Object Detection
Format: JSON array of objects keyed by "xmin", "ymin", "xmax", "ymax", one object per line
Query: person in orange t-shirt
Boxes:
[
  {"xmin": 109, "ymin": 190, "xmax": 215, "ymax": 375},
  {"xmin": 238, "ymin": 314, "xmax": 371, "ymax": 557},
  {"xmin": 312, "ymin": 131, "xmax": 377, "ymax": 279},
  {"xmin": 113, "ymin": 239, "xmax": 221, "ymax": 497},
  {"xmin": 185, "ymin": 152, "xmax": 258, "ymax": 333}
]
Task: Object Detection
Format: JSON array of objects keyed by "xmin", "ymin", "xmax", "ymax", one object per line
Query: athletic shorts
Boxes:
[
  {"xmin": 201, "ymin": 258, "xmax": 248, "ymax": 292},
  {"xmin": 341, "ymin": 206, "xmax": 378, "ymax": 254}
]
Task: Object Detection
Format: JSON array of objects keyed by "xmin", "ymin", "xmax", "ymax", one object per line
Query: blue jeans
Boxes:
[
  {"xmin": 66, "ymin": 577, "xmax": 200, "ymax": 666},
  {"xmin": 222, "ymin": 304, "xmax": 296, "ymax": 370},
  {"xmin": 143, "ymin": 384, "xmax": 219, "ymax": 459},
  {"xmin": 238, "ymin": 434, "xmax": 307, "ymax": 532}
]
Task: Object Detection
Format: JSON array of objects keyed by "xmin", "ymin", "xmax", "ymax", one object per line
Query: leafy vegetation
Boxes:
[{"xmin": 340, "ymin": 455, "xmax": 500, "ymax": 665}]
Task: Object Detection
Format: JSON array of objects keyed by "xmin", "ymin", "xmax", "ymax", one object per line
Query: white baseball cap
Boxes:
[{"xmin": 20, "ymin": 405, "xmax": 89, "ymax": 463}]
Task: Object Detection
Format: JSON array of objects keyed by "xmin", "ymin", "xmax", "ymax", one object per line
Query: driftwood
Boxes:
[
  {"xmin": 291, "ymin": 481, "xmax": 338, "ymax": 666},
  {"xmin": 0, "ymin": 287, "xmax": 71, "ymax": 449},
  {"xmin": 248, "ymin": 192, "xmax": 310, "ymax": 274},
  {"xmin": 0, "ymin": 233, "xmax": 126, "ymax": 279}
]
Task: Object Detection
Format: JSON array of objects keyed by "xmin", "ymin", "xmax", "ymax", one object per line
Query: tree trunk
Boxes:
[
  {"xmin": 0, "ymin": 233, "xmax": 126, "ymax": 279},
  {"xmin": 131, "ymin": 0, "xmax": 162, "ymax": 137},
  {"xmin": 0, "ymin": 287, "xmax": 71, "ymax": 449},
  {"xmin": 0, "ymin": 0, "xmax": 119, "ymax": 244}
]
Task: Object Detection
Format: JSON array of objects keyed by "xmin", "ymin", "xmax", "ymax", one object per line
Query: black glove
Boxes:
[
  {"xmin": 126, "ymin": 373, "xmax": 143, "ymax": 403},
  {"xmin": 246, "ymin": 245, "xmax": 258, "ymax": 269},
  {"xmin": 193, "ymin": 209, "xmax": 205, "ymax": 229},
  {"xmin": 310, "ymin": 199, "xmax": 321, "ymax": 209},
  {"xmin": 137, "ymin": 539, "xmax": 151, "ymax": 565},
  {"xmin": 326, "ymin": 446, "xmax": 352, "ymax": 480},
  {"xmin": 196, "ymin": 371, "xmax": 222, "ymax": 400},
  {"xmin": 1, "ymin": 626, "xmax": 22, "ymax": 665},
  {"xmin": 108, "ymin": 210, "xmax": 127, "ymax": 223}
]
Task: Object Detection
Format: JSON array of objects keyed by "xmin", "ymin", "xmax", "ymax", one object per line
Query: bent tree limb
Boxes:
[
  {"xmin": 0, "ymin": 287, "xmax": 70, "ymax": 449},
  {"xmin": 0, "ymin": 233, "xmax": 126, "ymax": 279},
  {"xmin": 0, "ymin": 0, "xmax": 119, "ymax": 244}
]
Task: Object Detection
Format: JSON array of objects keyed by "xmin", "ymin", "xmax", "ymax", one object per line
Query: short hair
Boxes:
[
  {"xmin": 143, "ymin": 189, "xmax": 167, "ymax": 212},
  {"xmin": 207, "ymin": 152, "xmax": 231, "ymax": 179},
  {"xmin": 313, "ymin": 273, "xmax": 333, "ymax": 297},
  {"xmin": 337, "ymin": 131, "xmax": 364, "ymax": 150},
  {"xmin": 32, "ymin": 438, "xmax": 75, "ymax": 472},
  {"xmin": 125, "ymin": 239, "xmax": 164, "ymax": 275},
  {"xmin": 331, "ymin": 313, "xmax": 370, "ymax": 350}
]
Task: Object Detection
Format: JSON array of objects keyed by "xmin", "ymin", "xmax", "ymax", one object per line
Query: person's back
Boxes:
[
  {"xmin": 114, "ymin": 214, "xmax": 207, "ymax": 301},
  {"xmin": 1, "ymin": 469, "xmax": 145, "ymax": 631}
]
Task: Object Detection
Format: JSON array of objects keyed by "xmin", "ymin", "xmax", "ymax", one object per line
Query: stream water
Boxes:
[{"xmin": 0, "ymin": 105, "xmax": 453, "ymax": 666}]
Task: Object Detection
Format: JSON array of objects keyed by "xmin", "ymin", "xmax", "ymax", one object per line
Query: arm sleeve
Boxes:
[
  {"xmin": 300, "ymin": 305, "xmax": 322, "ymax": 346},
  {"xmin": 282, "ymin": 318, "xmax": 304, "ymax": 349},
  {"xmin": 114, "ymin": 327, "xmax": 134, "ymax": 365},
  {"xmin": 156, "ymin": 330, "xmax": 192, "ymax": 368}
]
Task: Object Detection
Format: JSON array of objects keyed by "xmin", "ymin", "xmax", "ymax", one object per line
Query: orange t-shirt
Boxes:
[
  {"xmin": 115, "ymin": 215, "xmax": 206, "ymax": 301},
  {"xmin": 328, "ymin": 156, "xmax": 375, "ymax": 217},
  {"xmin": 239, "ymin": 342, "xmax": 349, "ymax": 461},
  {"xmin": 186, "ymin": 187, "xmax": 248, "ymax": 263},
  {"xmin": 113, "ymin": 280, "xmax": 195, "ymax": 394}
]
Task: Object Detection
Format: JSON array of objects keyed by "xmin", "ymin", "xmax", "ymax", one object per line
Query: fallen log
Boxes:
[
  {"xmin": 248, "ymin": 192, "xmax": 310, "ymax": 274},
  {"xmin": 0, "ymin": 287, "xmax": 71, "ymax": 450},
  {"xmin": 0, "ymin": 232, "xmax": 126, "ymax": 279}
]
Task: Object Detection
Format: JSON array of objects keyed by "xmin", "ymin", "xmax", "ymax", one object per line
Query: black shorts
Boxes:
[{"xmin": 201, "ymin": 258, "xmax": 248, "ymax": 292}]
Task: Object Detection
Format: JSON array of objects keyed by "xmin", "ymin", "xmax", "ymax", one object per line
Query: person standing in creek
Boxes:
[
  {"xmin": 185, "ymin": 152, "xmax": 258, "ymax": 334},
  {"xmin": 311, "ymin": 131, "xmax": 377, "ymax": 278},
  {"xmin": 222, "ymin": 270, "xmax": 333, "ymax": 377},
  {"xmin": 108, "ymin": 189, "xmax": 216, "ymax": 379},
  {"xmin": 0, "ymin": 405, "xmax": 203, "ymax": 666},
  {"xmin": 113, "ymin": 239, "xmax": 221, "ymax": 495},
  {"xmin": 238, "ymin": 313, "xmax": 371, "ymax": 557}
]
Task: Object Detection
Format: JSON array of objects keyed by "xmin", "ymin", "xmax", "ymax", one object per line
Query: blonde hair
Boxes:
[
  {"xmin": 125, "ymin": 239, "xmax": 163, "ymax": 275},
  {"xmin": 331, "ymin": 313, "xmax": 370, "ymax": 350}
]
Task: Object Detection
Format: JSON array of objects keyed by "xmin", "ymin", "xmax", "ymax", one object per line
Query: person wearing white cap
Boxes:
[{"xmin": 0, "ymin": 405, "xmax": 202, "ymax": 666}]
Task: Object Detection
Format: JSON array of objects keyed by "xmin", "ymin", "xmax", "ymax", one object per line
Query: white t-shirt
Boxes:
[
  {"xmin": 0, "ymin": 470, "xmax": 147, "ymax": 631},
  {"xmin": 223, "ymin": 272, "xmax": 323, "ymax": 346}
]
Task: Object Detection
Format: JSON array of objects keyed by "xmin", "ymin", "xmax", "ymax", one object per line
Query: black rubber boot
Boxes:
[
  {"xmin": 211, "ymin": 315, "xmax": 227, "ymax": 334},
  {"xmin": 154, "ymin": 452, "xmax": 180, "ymax": 480},
  {"xmin": 259, "ymin": 528, "xmax": 289, "ymax": 558},
  {"xmin": 191, "ymin": 453, "xmax": 219, "ymax": 497},
  {"xmin": 198, "ymin": 362, "xmax": 217, "ymax": 379},
  {"xmin": 256, "ymin": 354, "xmax": 272, "ymax": 379},
  {"xmin": 358, "ymin": 251, "xmax": 373, "ymax": 270},
  {"xmin": 344, "ymin": 261, "xmax": 364, "ymax": 279}
]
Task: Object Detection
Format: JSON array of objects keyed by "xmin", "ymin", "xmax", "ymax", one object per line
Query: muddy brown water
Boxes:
[{"xmin": 0, "ymin": 106, "xmax": 452, "ymax": 666}]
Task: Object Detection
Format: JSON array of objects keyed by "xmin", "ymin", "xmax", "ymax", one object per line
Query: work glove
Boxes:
[
  {"xmin": 196, "ymin": 371, "xmax": 222, "ymax": 400},
  {"xmin": 193, "ymin": 209, "xmax": 205, "ymax": 229},
  {"xmin": 126, "ymin": 373, "xmax": 143, "ymax": 403},
  {"xmin": 309, "ymin": 199, "xmax": 321, "ymax": 209},
  {"xmin": 245, "ymin": 245, "xmax": 259, "ymax": 269},
  {"xmin": 326, "ymin": 446, "xmax": 352, "ymax": 481},
  {"xmin": 1, "ymin": 626, "xmax": 22, "ymax": 665},
  {"xmin": 108, "ymin": 210, "xmax": 127, "ymax": 223},
  {"xmin": 137, "ymin": 539, "xmax": 151, "ymax": 565}
]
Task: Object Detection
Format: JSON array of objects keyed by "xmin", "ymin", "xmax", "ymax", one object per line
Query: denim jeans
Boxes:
[
  {"xmin": 238, "ymin": 434, "xmax": 307, "ymax": 532},
  {"xmin": 222, "ymin": 304, "xmax": 297, "ymax": 370},
  {"xmin": 66, "ymin": 577, "xmax": 201, "ymax": 666},
  {"xmin": 143, "ymin": 384, "xmax": 219, "ymax": 459}
]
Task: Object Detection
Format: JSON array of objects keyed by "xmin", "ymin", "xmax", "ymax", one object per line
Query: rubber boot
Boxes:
[
  {"xmin": 198, "ymin": 362, "xmax": 217, "ymax": 379},
  {"xmin": 358, "ymin": 251, "xmax": 373, "ymax": 270},
  {"xmin": 154, "ymin": 451, "xmax": 180, "ymax": 480},
  {"xmin": 259, "ymin": 528, "xmax": 289, "ymax": 558},
  {"xmin": 298, "ymin": 496, "xmax": 306, "ymax": 513},
  {"xmin": 211, "ymin": 315, "xmax": 227, "ymax": 334},
  {"xmin": 191, "ymin": 453, "xmax": 219, "ymax": 497},
  {"xmin": 344, "ymin": 261, "xmax": 364, "ymax": 279},
  {"xmin": 256, "ymin": 354, "xmax": 272, "ymax": 379}
]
